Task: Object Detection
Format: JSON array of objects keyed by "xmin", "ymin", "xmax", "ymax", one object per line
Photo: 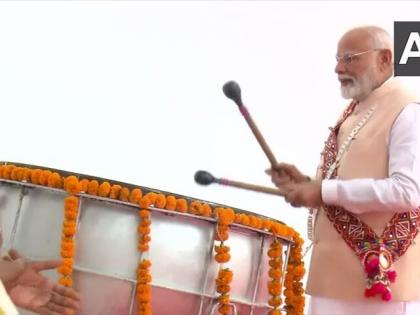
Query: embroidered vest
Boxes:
[{"xmin": 306, "ymin": 78, "xmax": 420, "ymax": 301}]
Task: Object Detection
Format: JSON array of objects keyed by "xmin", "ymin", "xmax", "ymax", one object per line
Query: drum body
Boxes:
[{"xmin": 0, "ymin": 170, "xmax": 292, "ymax": 315}]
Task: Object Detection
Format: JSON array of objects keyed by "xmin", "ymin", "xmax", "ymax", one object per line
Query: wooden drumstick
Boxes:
[
  {"xmin": 223, "ymin": 81, "xmax": 278, "ymax": 168},
  {"xmin": 194, "ymin": 170, "xmax": 285, "ymax": 196}
]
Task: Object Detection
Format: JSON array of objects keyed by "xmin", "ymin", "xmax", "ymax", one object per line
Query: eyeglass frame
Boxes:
[{"xmin": 336, "ymin": 48, "xmax": 384, "ymax": 65}]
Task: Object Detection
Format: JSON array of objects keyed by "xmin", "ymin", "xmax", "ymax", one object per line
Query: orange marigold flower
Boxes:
[
  {"xmin": 218, "ymin": 304, "xmax": 231, "ymax": 314},
  {"xmin": 165, "ymin": 195, "xmax": 176, "ymax": 211},
  {"xmin": 269, "ymin": 259, "xmax": 282, "ymax": 269},
  {"xmin": 63, "ymin": 220, "xmax": 76, "ymax": 228},
  {"xmin": 64, "ymin": 211, "xmax": 78, "ymax": 221},
  {"xmin": 139, "ymin": 259, "xmax": 151, "ymax": 269},
  {"xmin": 216, "ymin": 284, "xmax": 230, "ymax": 294},
  {"xmin": 268, "ymin": 248, "xmax": 282, "ymax": 258},
  {"xmin": 39, "ymin": 170, "xmax": 52, "ymax": 186},
  {"xmin": 139, "ymin": 197, "xmax": 152, "ymax": 209},
  {"xmin": 79, "ymin": 179, "xmax": 89, "ymax": 193},
  {"xmin": 140, "ymin": 218, "xmax": 151, "ymax": 227},
  {"xmin": 138, "ymin": 274, "xmax": 152, "ymax": 284},
  {"xmin": 268, "ymin": 310, "xmax": 282, "ymax": 315},
  {"xmin": 138, "ymin": 243, "xmax": 149, "ymax": 252},
  {"xmin": 57, "ymin": 265, "xmax": 73, "ymax": 276},
  {"xmin": 269, "ymin": 268, "xmax": 282, "ymax": 280},
  {"xmin": 98, "ymin": 181, "xmax": 111, "ymax": 197},
  {"xmin": 10, "ymin": 167, "xmax": 23, "ymax": 181},
  {"xmin": 215, "ymin": 253, "xmax": 231, "ymax": 263},
  {"xmin": 87, "ymin": 180, "xmax": 99, "ymax": 196},
  {"xmin": 214, "ymin": 245, "xmax": 230, "ymax": 254},
  {"xmin": 201, "ymin": 203, "xmax": 212, "ymax": 217},
  {"xmin": 3, "ymin": 165, "xmax": 16, "ymax": 180},
  {"xmin": 60, "ymin": 249, "xmax": 74, "ymax": 258},
  {"xmin": 144, "ymin": 192, "xmax": 157, "ymax": 204},
  {"xmin": 30, "ymin": 168, "xmax": 42, "ymax": 184},
  {"xmin": 63, "ymin": 226, "xmax": 77, "ymax": 237},
  {"xmin": 109, "ymin": 184, "xmax": 122, "ymax": 199},
  {"xmin": 218, "ymin": 294, "xmax": 230, "ymax": 304},
  {"xmin": 64, "ymin": 195, "xmax": 79, "ymax": 208},
  {"xmin": 189, "ymin": 201, "xmax": 202, "ymax": 215},
  {"xmin": 64, "ymin": 176, "xmax": 81, "ymax": 195},
  {"xmin": 59, "ymin": 277, "xmax": 73, "ymax": 287},
  {"xmin": 176, "ymin": 198, "xmax": 188, "ymax": 212},
  {"xmin": 61, "ymin": 240, "xmax": 75, "ymax": 251},
  {"xmin": 62, "ymin": 258, "xmax": 74, "ymax": 267},
  {"xmin": 268, "ymin": 297, "xmax": 282, "ymax": 307},
  {"xmin": 48, "ymin": 172, "xmax": 62, "ymax": 188},
  {"xmin": 154, "ymin": 193, "xmax": 166, "ymax": 209},
  {"xmin": 138, "ymin": 226, "xmax": 151, "ymax": 234},
  {"xmin": 129, "ymin": 188, "xmax": 143, "ymax": 204},
  {"xmin": 21, "ymin": 168, "xmax": 31, "ymax": 181},
  {"xmin": 263, "ymin": 219, "xmax": 274, "ymax": 231},
  {"xmin": 119, "ymin": 187, "xmax": 129, "ymax": 201},
  {"xmin": 138, "ymin": 209, "xmax": 150, "ymax": 219}
]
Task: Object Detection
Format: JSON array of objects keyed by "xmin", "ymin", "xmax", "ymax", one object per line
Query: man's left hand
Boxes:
[
  {"xmin": 4, "ymin": 249, "xmax": 81, "ymax": 315},
  {"xmin": 284, "ymin": 180, "xmax": 323, "ymax": 208}
]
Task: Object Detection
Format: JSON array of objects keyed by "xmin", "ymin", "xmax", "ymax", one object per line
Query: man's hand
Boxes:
[
  {"xmin": 283, "ymin": 180, "xmax": 323, "ymax": 208},
  {"xmin": 3, "ymin": 249, "xmax": 81, "ymax": 315},
  {"xmin": 265, "ymin": 163, "xmax": 310, "ymax": 188}
]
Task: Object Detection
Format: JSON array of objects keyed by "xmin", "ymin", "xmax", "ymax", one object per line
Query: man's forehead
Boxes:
[{"xmin": 337, "ymin": 32, "xmax": 373, "ymax": 54}]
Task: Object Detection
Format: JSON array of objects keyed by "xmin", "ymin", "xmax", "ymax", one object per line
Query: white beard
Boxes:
[{"xmin": 339, "ymin": 68, "xmax": 377, "ymax": 100}]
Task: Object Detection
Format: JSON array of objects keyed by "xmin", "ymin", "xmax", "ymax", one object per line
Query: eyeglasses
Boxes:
[{"xmin": 336, "ymin": 49, "xmax": 382, "ymax": 65}]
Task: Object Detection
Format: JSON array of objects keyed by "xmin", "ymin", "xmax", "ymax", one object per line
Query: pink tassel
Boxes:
[
  {"xmin": 382, "ymin": 290, "xmax": 392, "ymax": 301},
  {"xmin": 365, "ymin": 258, "xmax": 380, "ymax": 277},
  {"xmin": 387, "ymin": 270, "xmax": 397, "ymax": 283}
]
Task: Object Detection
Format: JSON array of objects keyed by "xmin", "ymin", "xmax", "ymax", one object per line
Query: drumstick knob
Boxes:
[
  {"xmin": 194, "ymin": 170, "xmax": 215, "ymax": 185},
  {"xmin": 223, "ymin": 81, "xmax": 243, "ymax": 107}
]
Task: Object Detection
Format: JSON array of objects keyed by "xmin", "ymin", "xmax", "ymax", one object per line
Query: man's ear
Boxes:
[{"xmin": 379, "ymin": 49, "xmax": 393, "ymax": 70}]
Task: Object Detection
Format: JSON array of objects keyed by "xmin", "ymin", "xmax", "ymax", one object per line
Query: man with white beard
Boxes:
[{"xmin": 267, "ymin": 26, "xmax": 420, "ymax": 315}]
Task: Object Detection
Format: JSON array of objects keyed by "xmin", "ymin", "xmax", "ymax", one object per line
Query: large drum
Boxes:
[{"xmin": 0, "ymin": 162, "xmax": 304, "ymax": 315}]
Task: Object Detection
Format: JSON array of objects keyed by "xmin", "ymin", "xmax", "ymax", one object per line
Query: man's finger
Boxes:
[
  {"xmin": 53, "ymin": 284, "xmax": 81, "ymax": 302},
  {"xmin": 31, "ymin": 260, "xmax": 62, "ymax": 272},
  {"xmin": 8, "ymin": 249, "xmax": 23, "ymax": 260}
]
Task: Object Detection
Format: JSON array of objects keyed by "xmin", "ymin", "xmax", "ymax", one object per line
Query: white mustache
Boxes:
[{"xmin": 338, "ymin": 75, "xmax": 356, "ymax": 81}]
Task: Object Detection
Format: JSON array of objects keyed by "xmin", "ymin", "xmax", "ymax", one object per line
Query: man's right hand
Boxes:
[{"xmin": 265, "ymin": 163, "xmax": 310, "ymax": 188}]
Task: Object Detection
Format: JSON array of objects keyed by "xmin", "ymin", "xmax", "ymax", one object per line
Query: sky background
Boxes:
[{"xmin": 1, "ymin": 0, "xmax": 420, "ymax": 288}]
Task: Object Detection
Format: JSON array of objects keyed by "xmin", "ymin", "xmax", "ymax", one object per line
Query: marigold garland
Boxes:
[
  {"xmin": 267, "ymin": 238, "xmax": 283, "ymax": 315},
  {"xmin": 137, "ymin": 259, "xmax": 152, "ymax": 315},
  {"xmin": 58, "ymin": 194, "xmax": 79, "ymax": 288},
  {"xmin": 214, "ymin": 207, "xmax": 235, "ymax": 315},
  {"xmin": 283, "ymin": 236, "xmax": 305, "ymax": 315},
  {"xmin": 137, "ymin": 196, "xmax": 153, "ymax": 315}
]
